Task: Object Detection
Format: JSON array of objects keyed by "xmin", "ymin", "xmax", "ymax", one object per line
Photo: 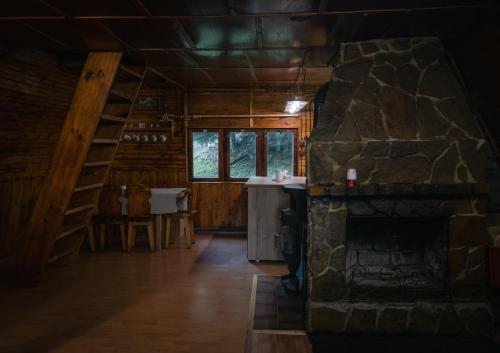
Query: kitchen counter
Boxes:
[
  {"xmin": 244, "ymin": 176, "xmax": 306, "ymax": 187},
  {"xmin": 244, "ymin": 176, "xmax": 306, "ymax": 261}
]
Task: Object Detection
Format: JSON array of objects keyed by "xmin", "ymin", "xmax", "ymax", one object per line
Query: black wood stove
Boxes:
[{"xmin": 280, "ymin": 184, "xmax": 307, "ymax": 293}]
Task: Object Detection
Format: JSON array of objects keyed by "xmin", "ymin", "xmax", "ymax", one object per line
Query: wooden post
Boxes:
[{"xmin": 18, "ymin": 52, "xmax": 122, "ymax": 283}]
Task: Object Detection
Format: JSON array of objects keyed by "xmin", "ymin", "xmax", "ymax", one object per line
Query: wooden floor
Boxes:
[{"xmin": 0, "ymin": 234, "xmax": 286, "ymax": 353}]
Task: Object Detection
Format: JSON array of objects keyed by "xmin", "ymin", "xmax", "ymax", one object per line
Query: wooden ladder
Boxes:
[{"xmin": 19, "ymin": 52, "xmax": 146, "ymax": 282}]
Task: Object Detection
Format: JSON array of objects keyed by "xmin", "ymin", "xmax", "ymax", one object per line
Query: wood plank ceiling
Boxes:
[{"xmin": 0, "ymin": 0, "xmax": 498, "ymax": 91}]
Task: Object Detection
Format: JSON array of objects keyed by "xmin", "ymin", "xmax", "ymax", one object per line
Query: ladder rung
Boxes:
[
  {"xmin": 109, "ymin": 89, "xmax": 132, "ymax": 101},
  {"xmin": 101, "ymin": 114, "xmax": 127, "ymax": 123},
  {"xmin": 119, "ymin": 65, "xmax": 144, "ymax": 79},
  {"xmin": 74, "ymin": 183, "xmax": 104, "ymax": 192},
  {"xmin": 56, "ymin": 224, "xmax": 88, "ymax": 240},
  {"xmin": 92, "ymin": 138, "xmax": 119, "ymax": 145},
  {"xmin": 83, "ymin": 161, "xmax": 111, "ymax": 167},
  {"xmin": 48, "ymin": 247, "xmax": 78, "ymax": 264},
  {"xmin": 64, "ymin": 203, "xmax": 96, "ymax": 216}
]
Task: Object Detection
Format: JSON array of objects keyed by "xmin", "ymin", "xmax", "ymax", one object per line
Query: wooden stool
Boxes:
[
  {"xmin": 91, "ymin": 185, "xmax": 127, "ymax": 251},
  {"xmin": 164, "ymin": 189, "xmax": 198, "ymax": 249},
  {"xmin": 126, "ymin": 185, "xmax": 155, "ymax": 252}
]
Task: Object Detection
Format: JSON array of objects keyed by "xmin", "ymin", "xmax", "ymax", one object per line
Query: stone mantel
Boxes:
[{"xmin": 308, "ymin": 183, "xmax": 490, "ymax": 198}]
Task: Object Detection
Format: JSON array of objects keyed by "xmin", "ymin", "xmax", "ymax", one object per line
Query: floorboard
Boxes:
[{"xmin": 0, "ymin": 234, "xmax": 286, "ymax": 353}]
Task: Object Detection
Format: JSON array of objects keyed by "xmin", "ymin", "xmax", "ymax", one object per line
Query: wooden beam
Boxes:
[
  {"xmin": 19, "ymin": 52, "xmax": 122, "ymax": 283},
  {"xmin": 0, "ymin": 3, "xmax": 496, "ymax": 20}
]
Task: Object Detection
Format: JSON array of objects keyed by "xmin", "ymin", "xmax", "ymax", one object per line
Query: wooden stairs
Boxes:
[{"xmin": 19, "ymin": 52, "xmax": 146, "ymax": 282}]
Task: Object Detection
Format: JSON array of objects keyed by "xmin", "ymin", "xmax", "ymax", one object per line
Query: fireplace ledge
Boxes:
[{"xmin": 309, "ymin": 183, "xmax": 489, "ymax": 198}]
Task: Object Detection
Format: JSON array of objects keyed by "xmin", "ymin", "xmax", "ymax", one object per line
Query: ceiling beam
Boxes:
[
  {"xmin": 0, "ymin": 3, "xmax": 497, "ymax": 20},
  {"xmin": 20, "ymin": 21, "xmax": 72, "ymax": 49},
  {"xmin": 243, "ymin": 51, "xmax": 259, "ymax": 85},
  {"xmin": 150, "ymin": 65, "xmax": 329, "ymax": 70},
  {"xmin": 225, "ymin": 0, "xmax": 238, "ymax": 16},
  {"xmin": 149, "ymin": 68, "xmax": 186, "ymax": 90},
  {"xmin": 318, "ymin": 0, "xmax": 329, "ymax": 14},
  {"xmin": 255, "ymin": 17, "xmax": 263, "ymax": 49}
]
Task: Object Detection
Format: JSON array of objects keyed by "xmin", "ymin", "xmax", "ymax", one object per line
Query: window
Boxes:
[
  {"xmin": 266, "ymin": 131, "xmax": 294, "ymax": 177},
  {"xmin": 229, "ymin": 131, "xmax": 257, "ymax": 178},
  {"xmin": 189, "ymin": 129, "xmax": 296, "ymax": 181},
  {"xmin": 191, "ymin": 130, "xmax": 220, "ymax": 179}
]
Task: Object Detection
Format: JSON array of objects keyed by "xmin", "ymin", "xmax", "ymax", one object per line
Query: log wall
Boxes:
[
  {"xmin": 0, "ymin": 49, "xmax": 78, "ymax": 259},
  {"xmin": 107, "ymin": 88, "xmax": 313, "ymax": 229}
]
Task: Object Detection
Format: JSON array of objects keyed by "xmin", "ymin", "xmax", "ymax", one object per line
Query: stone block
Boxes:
[
  {"xmin": 419, "ymin": 64, "xmax": 460, "ymax": 98},
  {"xmin": 330, "ymin": 142, "xmax": 362, "ymax": 164},
  {"xmin": 430, "ymin": 144, "xmax": 460, "ymax": 183},
  {"xmin": 372, "ymin": 65, "xmax": 397, "ymax": 86},
  {"xmin": 409, "ymin": 304, "xmax": 438, "ymax": 335},
  {"xmin": 449, "ymin": 216, "xmax": 488, "ymax": 247},
  {"xmin": 350, "ymin": 100, "xmax": 387, "ymax": 139},
  {"xmin": 361, "ymin": 42, "xmax": 379, "ymax": 55},
  {"xmin": 416, "ymin": 97, "xmax": 449, "ymax": 139},
  {"xmin": 378, "ymin": 157, "xmax": 431, "ymax": 183},
  {"xmin": 397, "ymin": 64, "xmax": 420, "ymax": 95},
  {"xmin": 379, "ymin": 86, "xmax": 417, "ymax": 139},
  {"xmin": 390, "ymin": 141, "xmax": 418, "ymax": 158},
  {"xmin": 346, "ymin": 307, "xmax": 378, "ymax": 332},
  {"xmin": 448, "ymin": 246, "xmax": 468, "ymax": 280},
  {"xmin": 418, "ymin": 140, "xmax": 449, "ymax": 161},
  {"xmin": 361, "ymin": 142, "xmax": 389, "ymax": 158},
  {"xmin": 310, "ymin": 271, "xmax": 348, "ymax": 301},
  {"xmin": 344, "ymin": 43, "xmax": 362, "ymax": 62},
  {"xmin": 336, "ymin": 58, "xmax": 373, "ymax": 82},
  {"xmin": 437, "ymin": 306, "xmax": 467, "ymax": 335},
  {"xmin": 463, "ymin": 306, "xmax": 494, "ymax": 336},
  {"xmin": 378, "ymin": 307, "xmax": 409, "ymax": 333},
  {"xmin": 413, "ymin": 39, "xmax": 444, "ymax": 69},
  {"xmin": 309, "ymin": 244, "xmax": 331, "ymax": 275},
  {"xmin": 310, "ymin": 305, "xmax": 347, "ymax": 332}
]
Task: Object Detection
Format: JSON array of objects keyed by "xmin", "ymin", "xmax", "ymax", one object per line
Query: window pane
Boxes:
[
  {"xmin": 229, "ymin": 131, "xmax": 257, "ymax": 178},
  {"xmin": 266, "ymin": 131, "xmax": 294, "ymax": 176},
  {"xmin": 192, "ymin": 131, "xmax": 219, "ymax": 178}
]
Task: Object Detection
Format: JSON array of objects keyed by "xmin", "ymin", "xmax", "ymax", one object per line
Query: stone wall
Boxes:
[
  {"xmin": 308, "ymin": 37, "xmax": 489, "ymax": 186},
  {"xmin": 306, "ymin": 37, "xmax": 494, "ymax": 336}
]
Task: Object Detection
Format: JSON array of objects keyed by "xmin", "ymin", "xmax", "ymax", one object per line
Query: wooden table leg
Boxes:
[
  {"xmin": 155, "ymin": 214, "xmax": 162, "ymax": 251},
  {"xmin": 164, "ymin": 215, "xmax": 172, "ymax": 249}
]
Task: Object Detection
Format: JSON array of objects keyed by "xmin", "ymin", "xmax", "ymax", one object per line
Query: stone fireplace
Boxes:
[{"xmin": 306, "ymin": 37, "xmax": 494, "ymax": 335}]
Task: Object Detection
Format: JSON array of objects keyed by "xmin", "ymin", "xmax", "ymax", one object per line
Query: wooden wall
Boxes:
[
  {"xmin": 106, "ymin": 88, "xmax": 313, "ymax": 229},
  {"xmin": 107, "ymin": 87, "xmax": 187, "ymax": 188},
  {"xmin": 0, "ymin": 49, "xmax": 78, "ymax": 259}
]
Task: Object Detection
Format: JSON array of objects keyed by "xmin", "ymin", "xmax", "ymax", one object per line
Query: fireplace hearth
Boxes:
[
  {"xmin": 347, "ymin": 216, "xmax": 448, "ymax": 301},
  {"xmin": 306, "ymin": 37, "xmax": 495, "ymax": 336}
]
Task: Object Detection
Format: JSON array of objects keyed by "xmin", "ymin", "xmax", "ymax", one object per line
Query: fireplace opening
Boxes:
[{"xmin": 346, "ymin": 216, "xmax": 449, "ymax": 302}]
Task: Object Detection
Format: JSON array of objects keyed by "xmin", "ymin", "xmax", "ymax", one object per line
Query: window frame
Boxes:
[
  {"xmin": 189, "ymin": 128, "xmax": 298, "ymax": 182},
  {"xmin": 263, "ymin": 129, "xmax": 298, "ymax": 178},
  {"xmin": 188, "ymin": 128, "xmax": 224, "ymax": 182},
  {"xmin": 225, "ymin": 129, "xmax": 263, "ymax": 181}
]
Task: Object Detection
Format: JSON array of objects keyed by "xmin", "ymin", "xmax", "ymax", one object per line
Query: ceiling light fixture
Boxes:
[{"xmin": 284, "ymin": 99, "xmax": 308, "ymax": 114}]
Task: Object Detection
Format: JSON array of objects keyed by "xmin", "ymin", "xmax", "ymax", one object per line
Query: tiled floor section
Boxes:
[
  {"xmin": 253, "ymin": 276, "xmax": 304, "ymax": 331},
  {"xmin": 0, "ymin": 233, "xmax": 286, "ymax": 353}
]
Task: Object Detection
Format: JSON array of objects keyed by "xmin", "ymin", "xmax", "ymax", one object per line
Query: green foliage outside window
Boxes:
[
  {"xmin": 229, "ymin": 131, "xmax": 257, "ymax": 178},
  {"xmin": 192, "ymin": 131, "xmax": 219, "ymax": 178}
]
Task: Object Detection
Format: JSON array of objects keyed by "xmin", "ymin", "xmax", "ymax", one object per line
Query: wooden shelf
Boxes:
[
  {"xmin": 83, "ymin": 161, "xmax": 111, "ymax": 167},
  {"xmin": 56, "ymin": 224, "xmax": 88, "ymax": 240},
  {"xmin": 64, "ymin": 203, "xmax": 96, "ymax": 216},
  {"xmin": 124, "ymin": 128, "xmax": 171, "ymax": 132},
  {"xmin": 101, "ymin": 114, "xmax": 127, "ymax": 123},
  {"xmin": 74, "ymin": 183, "xmax": 104, "ymax": 192},
  {"xmin": 92, "ymin": 138, "xmax": 119, "ymax": 144}
]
